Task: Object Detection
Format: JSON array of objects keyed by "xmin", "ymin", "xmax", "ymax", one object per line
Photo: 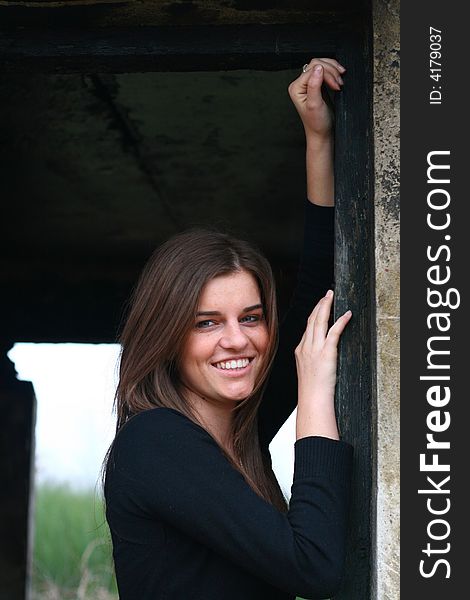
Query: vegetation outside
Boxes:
[{"xmin": 32, "ymin": 484, "xmax": 117, "ymax": 600}]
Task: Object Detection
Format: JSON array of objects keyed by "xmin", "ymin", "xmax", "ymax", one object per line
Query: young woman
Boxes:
[{"xmin": 104, "ymin": 58, "xmax": 353, "ymax": 600}]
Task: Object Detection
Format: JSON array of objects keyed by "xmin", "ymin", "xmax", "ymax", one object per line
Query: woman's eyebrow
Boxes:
[
  {"xmin": 196, "ymin": 304, "xmax": 263, "ymax": 317},
  {"xmin": 242, "ymin": 304, "xmax": 263, "ymax": 313}
]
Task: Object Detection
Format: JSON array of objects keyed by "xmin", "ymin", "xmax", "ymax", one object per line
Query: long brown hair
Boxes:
[{"xmin": 110, "ymin": 228, "xmax": 286, "ymax": 511}]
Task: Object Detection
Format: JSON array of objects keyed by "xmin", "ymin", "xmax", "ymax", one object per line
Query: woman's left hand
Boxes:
[
  {"xmin": 295, "ymin": 290, "xmax": 352, "ymax": 440},
  {"xmin": 288, "ymin": 58, "xmax": 345, "ymax": 140}
]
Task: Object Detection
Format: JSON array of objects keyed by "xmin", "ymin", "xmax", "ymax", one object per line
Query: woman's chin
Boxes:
[{"xmin": 220, "ymin": 383, "xmax": 254, "ymax": 403}]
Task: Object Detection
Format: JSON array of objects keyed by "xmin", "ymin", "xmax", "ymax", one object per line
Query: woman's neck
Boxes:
[{"xmin": 183, "ymin": 388, "xmax": 236, "ymax": 453}]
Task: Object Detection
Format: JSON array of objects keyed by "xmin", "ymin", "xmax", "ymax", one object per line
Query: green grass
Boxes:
[{"xmin": 33, "ymin": 483, "xmax": 117, "ymax": 599}]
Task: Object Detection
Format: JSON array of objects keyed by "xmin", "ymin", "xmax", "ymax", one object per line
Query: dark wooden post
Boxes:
[
  {"xmin": 334, "ymin": 26, "xmax": 374, "ymax": 599},
  {"xmin": 0, "ymin": 345, "xmax": 36, "ymax": 600}
]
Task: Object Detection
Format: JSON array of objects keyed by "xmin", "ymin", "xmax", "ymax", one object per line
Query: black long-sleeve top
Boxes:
[{"xmin": 105, "ymin": 203, "xmax": 353, "ymax": 600}]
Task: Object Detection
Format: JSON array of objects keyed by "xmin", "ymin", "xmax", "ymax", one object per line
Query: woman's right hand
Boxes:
[
  {"xmin": 288, "ymin": 58, "xmax": 345, "ymax": 206},
  {"xmin": 295, "ymin": 290, "xmax": 351, "ymax": 440},
  {"xmin": 288, "ymin": 58, "xmax": 345, "ymax": 141}
]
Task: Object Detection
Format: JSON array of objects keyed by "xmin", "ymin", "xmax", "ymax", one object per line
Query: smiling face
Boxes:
[{"xmin": 178, "ymin": 269, "xmax": 269, "ymax": 407}]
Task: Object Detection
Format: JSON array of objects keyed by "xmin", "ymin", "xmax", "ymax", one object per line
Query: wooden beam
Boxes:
[
  {"xmin": 0, "ymin": 0, "xmax": 358, "ymax": 27},
  {"xmin": 0, "ymin": 23, "xmax": 345, "ymax": 73},
  {"xmin": 0, "ymin": 0, "xmax": 128, "ymax": 6}
]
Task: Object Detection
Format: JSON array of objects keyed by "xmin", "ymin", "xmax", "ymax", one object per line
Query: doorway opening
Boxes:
[{"xmin": 9, "ymin": 343, "xmax": 120, "ymax": 599}]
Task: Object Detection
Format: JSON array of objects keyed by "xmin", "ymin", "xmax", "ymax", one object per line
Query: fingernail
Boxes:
[
  {"xmin": 338, "ymin": 75, "xmax": 344, "ymax": 85},
  {"xmin": 345, "ymin": 310, "xmax": 352, "ymax": 317},
  {"xmin": 326, "ymin": 289, "xmax": 334, "ymax": 298},
  {"xmin": 338, "ymin": 64, "xmax": 346, "ymax": 72},
  {"xmin": 314, "ymin": 65, "xmax": 323, "ymax": 74}
]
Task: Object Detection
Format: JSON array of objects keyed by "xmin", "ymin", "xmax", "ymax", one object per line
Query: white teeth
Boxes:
[{"xmin": 215, "ymin": 358, "xmax": 250, "ymax": 370}]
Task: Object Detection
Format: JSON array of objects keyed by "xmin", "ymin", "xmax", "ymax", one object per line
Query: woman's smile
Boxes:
[
  {"xmin": 212, "ymin": 356, "xmax": 253, "ymax": 371},
  {"xmin": 211, "ymin": 356, "xmax": 255, "ymax": 379}
]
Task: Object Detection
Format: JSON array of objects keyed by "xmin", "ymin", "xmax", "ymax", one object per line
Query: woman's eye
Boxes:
[
  {"xmin": 195, "ymin": 320, "xmax": 216, "ymax": 329},
  {"xmin": 240, "ymin": 314, "xmax": 263, "ymax": 324}
]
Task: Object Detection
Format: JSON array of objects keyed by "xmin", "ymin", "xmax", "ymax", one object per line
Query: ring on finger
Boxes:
[{"xmin": 302, "ymin": 63, "xmax": 310, "ymax": 73}]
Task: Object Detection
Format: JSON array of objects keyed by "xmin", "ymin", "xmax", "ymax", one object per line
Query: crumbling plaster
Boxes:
[{"xmin": 372, "ymin": 0, "xmax": 400, "ymax": 598}]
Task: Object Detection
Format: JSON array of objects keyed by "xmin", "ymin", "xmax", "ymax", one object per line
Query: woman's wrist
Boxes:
[
  {"xmin": 305, "ymin": 131, "xmax": 333, "ymax": 150},
  {"xmin": 306, "ymin": 136, "xmax": 334, "ymax": 206},
  {"xmin": 297, "ymin": 389, "xmax": 336, "ymax": 411},
  {"xmin": 296, "ymin": 404, "xmax": 340, "ymax": 441}
]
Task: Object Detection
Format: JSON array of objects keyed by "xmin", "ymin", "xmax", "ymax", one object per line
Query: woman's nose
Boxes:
[{"xmin": 219, "ymin": 321, "xmax": 249, "ymax": 350}]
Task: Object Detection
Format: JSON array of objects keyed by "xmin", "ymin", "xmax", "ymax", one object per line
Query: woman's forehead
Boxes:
[{"xmin": 198, "ymin": 270, "xmax": 261, "ymax": 310}]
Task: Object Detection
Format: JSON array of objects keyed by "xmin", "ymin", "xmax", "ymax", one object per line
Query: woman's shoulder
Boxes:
[
  {"xmin": 112, "ymin": 407, "xmax": 213, "ymax": 452},
  {"xmin": 106, "ymin": 407, "xmax": 222, "ymax": 490},
  {"xmin": 122, "ymin": 406, "xmax": 194, "ymax": 427}
]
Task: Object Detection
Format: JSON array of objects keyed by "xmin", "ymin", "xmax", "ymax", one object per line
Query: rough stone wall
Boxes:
[{"xmin": 372, "ymin": 0, "xmax": 400, "ymax": 598}]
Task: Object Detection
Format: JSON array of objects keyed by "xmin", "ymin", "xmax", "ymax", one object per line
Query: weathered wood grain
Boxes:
[
  {"xmin": 334, "ymin": 25, "xmax": 373, "ymax": 600},
  {"xmin": 0, "ymin": 24, "xmax": 344, "ymax": 73}
]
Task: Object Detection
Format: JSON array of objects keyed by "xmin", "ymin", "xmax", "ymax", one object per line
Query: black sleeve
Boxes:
[
  {"xmin": 107, "ymin": 408, "xmax": 352, "ymax": 600},
  {"xmin": 258, "ymin": 202, "xmax": 335, "ymax": 448}
]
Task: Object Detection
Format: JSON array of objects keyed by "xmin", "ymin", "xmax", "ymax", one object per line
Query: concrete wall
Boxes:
[{"xmin": 372, "ymin": 0, "xmax": 400, "ymax": 598}]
